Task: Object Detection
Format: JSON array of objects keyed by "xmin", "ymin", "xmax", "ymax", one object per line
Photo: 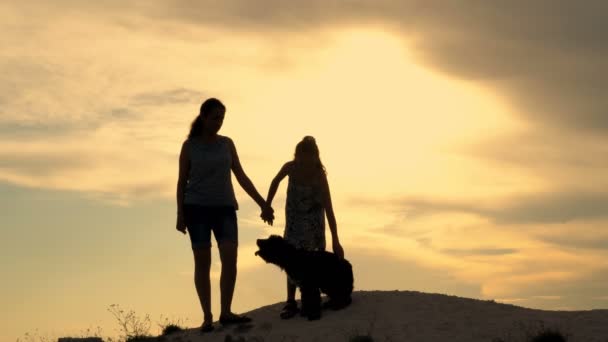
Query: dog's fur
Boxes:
[{"xmin": 255, "ymin": 235, "xmax": 354, "ymax": 320}]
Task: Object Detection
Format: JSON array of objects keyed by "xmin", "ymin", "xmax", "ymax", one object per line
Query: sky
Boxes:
[{"xmin": 2, "ymin": 1, "xmax": 608, "ymax": 341}]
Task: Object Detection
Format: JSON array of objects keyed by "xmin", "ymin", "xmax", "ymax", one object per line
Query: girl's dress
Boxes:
[{"xmin": 283, "ymin": 176, "xmax": 326, "ymax": 251}]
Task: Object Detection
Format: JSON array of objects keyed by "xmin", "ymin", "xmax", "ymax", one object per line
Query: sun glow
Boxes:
[{"xmin": 225, "ymin": 28, "xmax": 528, "ymax": 202}]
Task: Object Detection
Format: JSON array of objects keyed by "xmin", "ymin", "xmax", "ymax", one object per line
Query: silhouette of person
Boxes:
[
  {"xmin": 176, "ymin": 98, "xmax": 274, "ymax": 332},
  {"xmin": 265, "ymin": 136, "xmax": 344, "ymax": 319}
]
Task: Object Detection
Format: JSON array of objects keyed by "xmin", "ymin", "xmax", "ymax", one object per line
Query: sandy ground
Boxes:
[{"xmin": 166, "ymin": 290, "xmax": 608, "ymax": 342}]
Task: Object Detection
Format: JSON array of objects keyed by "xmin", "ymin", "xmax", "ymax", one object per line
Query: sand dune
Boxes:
[{"xmin": 165, "ymin": 290, "xmax": 608, "ymax": 342}]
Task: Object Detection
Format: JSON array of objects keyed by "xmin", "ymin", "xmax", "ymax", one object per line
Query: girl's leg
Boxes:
[
  {"xmin": 280, "ymin": 276, "xmax": 300, "ymax": 319},
  {"xmin": 300, "ymin": 284, "xmax": 321, "ymax": 320},
  {"xmin": 193, "ymin": 248, "xmax": 212, "ymax": 323},
  {"xmin": 287, "ymin": 277, "xmax": 297, "ymax": 302}
]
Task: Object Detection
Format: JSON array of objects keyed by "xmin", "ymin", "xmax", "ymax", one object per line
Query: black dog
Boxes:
[{"xmin": 255, "ymin": 235, "xmax": 354, "ymax": 320}]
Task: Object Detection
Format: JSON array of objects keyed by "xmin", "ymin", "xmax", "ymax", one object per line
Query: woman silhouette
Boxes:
[{"xmin": 176, "ymin": 98, "xmax": 274, "ymax": 332}]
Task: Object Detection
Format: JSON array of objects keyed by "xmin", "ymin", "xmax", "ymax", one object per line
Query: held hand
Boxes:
[
  {"xmin": 176, "ymin": 215, "xmax": 187, "ymax": 234},
  {"xmin": 332, "ymin": 239, "xmax": 344, "ymax": 259},
  {"xmin": 260, "ymin": 205, "xmax": 275, "ymax": 226}
]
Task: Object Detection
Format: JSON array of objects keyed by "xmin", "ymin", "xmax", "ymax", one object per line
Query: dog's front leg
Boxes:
[{"xmin": 300, "ymin": 284, "xmax": 321, "ymax": 321}]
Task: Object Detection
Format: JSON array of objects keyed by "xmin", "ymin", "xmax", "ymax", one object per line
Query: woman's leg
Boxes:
[
  {"xmin": 193, "ymin": 247, "xmax": 212, "ymax": 323},
  {"xmin": 218, "ymin": 241, "xmax": 238, "ymax": 316}
]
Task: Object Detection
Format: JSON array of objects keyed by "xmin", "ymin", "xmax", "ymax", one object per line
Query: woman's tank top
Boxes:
[{"xmin": 184, "ymin": 136, "xmax": 238, "ymax": 209}]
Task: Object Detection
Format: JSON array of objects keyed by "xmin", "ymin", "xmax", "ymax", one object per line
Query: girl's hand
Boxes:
[
  {"xmin": 332, "ymin": 240, "xmax": 344, "ymax": 259},
  {"xmin": 176, "ymin": 215, "xmax": 187, "ymax": 234}
]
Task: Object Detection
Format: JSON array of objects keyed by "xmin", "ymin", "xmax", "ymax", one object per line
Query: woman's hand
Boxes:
[
  {"xmin": 332, "ymin": 239, "xmax": 344, "ymax": 259},
  {"xmin": 176, "ymin": 214, "xmax": 187, "ymax": 234}
]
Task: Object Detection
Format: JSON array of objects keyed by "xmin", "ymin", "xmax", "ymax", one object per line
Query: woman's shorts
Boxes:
[{"xmin": 183, "ymin": 204, "xmax": 238, "ymax": 249}]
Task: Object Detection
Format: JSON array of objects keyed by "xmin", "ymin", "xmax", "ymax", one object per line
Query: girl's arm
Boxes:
[
  {"xmin": 322, "ymin": 173, "xmax": 344, "ymax": 258},
  {"xmin": 227, "ymin": 138, "xmax": 274, "ymax": 224},
  {"xmin": 267, "ymin": 162, "xmax": 292, "ymax": 207},
  {"xmin": 176, "ymin": 140, "xmax": 190, "ymax": 234}
]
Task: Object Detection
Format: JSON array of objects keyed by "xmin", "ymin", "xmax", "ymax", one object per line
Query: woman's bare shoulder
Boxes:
[
  {"xmin": 283, "ymin": 161, "xmax": 295, "ymax": 169},
  {"xmin": 217, "ymin": 135, "xmax": 235, "ymax": 149},
  {"xmin": 278, "ymin": 161, "xmax": 294, "ymax": 177}
]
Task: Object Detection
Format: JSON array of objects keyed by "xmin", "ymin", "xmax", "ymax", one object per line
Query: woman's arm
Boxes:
[
  {"xmin": 322, "ymin": 173, "xmax": 344, "ymax": 258},
  {"xmin": 227, "ymin": 138, "xmax": 274, "ymax": 224},
  {"xmin": 176, "ymin": 140, "xmax": 190, "ymax": 234},
  {"xmin": 266, "ymin": 162, "xmax": 292, "ymax": 207}
]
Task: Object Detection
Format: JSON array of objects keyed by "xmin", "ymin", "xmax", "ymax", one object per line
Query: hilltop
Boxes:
[{"xmin": 162, "ymin": 290, "xmax": 608, "ymax": 342}]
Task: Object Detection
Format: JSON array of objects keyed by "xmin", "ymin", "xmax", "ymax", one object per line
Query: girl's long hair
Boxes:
[
  {"xmin": 188, "ymin": 98, "xmax": 225, "ymax": 139},
  {"xmin": 293, "ymin": 136, "xmax": 326, "ymax": 176}
]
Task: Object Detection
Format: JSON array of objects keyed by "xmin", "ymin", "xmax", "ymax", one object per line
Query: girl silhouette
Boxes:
[{"xmin": 266, "ymin": 136, "xmax": 344, "ymax": 319}]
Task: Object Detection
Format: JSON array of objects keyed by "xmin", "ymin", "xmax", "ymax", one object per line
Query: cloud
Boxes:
[
  {"xmin": 0, "ymin": 57, "xmax": 76, "ymax": 123},
  {"xmin": 350, "ymin": 192, "xmax": 608, "ymax": 303},
  {"xmin": 542, "ymin": 236, "xmax": 608, "ymax": 251},
  {"xmin": 5, "ymin": 1, "xmax": 608, "ymax": 134},
  {"xmin": 0, "ymin": 122, "xmax": 99, "ymax": 139},
  {"xmin": 2, "ymin": 1, "xmax": 607, "ymax": 209},
  {"xmin": 130, "ymin": 88, "xmax": 205, "ymax": 107},
  {"xmin": 0, "ymin": 150, "xmax": 92, "ymax": 178},
  {"xmin": 0, "ymin": 135, "xmax": 178, "ymax": 204},
  {"xmin": 440, "ymin": 248, "xmax": 518, "ymax": 257},
  {"xmin": 74, "ymin": 0, "xmax": 607, "ymax": 135},
  {"xmin": 531, "ymin": 223, "xmax": 608, "ymax": 251},
  {"xmin": 0, "ymin": 5, "xmax": 278, "ymax": 201},
  {"xmin": 486, "ymin": 267, "xmax": 608, "ymax": 310},
  {"xmin": 392, "ymin": 191, "xmax": 608, "ymax": 225},
  {"xmin": 463, "ymin": 128, "xmax": 608, "ymax": 185}
]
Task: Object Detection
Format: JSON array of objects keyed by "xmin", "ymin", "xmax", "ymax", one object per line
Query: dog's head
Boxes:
[{"xmin": 255, "ymin": 235, "xmax": 296, "ymax": 267}]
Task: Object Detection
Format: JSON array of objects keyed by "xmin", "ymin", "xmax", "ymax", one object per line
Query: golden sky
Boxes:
[{"xmin": 2, "ymin": 1, "xmax": 608, "ymax": 341}]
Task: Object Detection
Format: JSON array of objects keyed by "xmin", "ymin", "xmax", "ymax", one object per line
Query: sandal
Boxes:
[
  {"xmin": 280, "ymin": 300, "xmax": 299, "ymax": 319},
  {"xmin": 219, "ymin": 313, "xmax": 252, "ymax": 326},
  {"xmin": 200, "ymin": 321, "xmax": 214, "ymax": 333}
]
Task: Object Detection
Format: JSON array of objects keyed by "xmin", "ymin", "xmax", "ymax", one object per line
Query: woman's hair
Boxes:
[
  {"xmin": 188, "ymin": 98, "xmax": 225, "ymax": 139},
  {"xmin": 293, "ymin": 136, "xmax": 326, "ymax": 176}
]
